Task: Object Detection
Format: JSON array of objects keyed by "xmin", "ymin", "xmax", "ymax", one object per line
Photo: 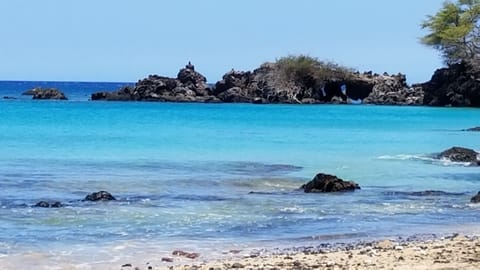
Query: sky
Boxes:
[{"xmin": 0, "ymin": 0, "xmax": 446, "ymax": 83}]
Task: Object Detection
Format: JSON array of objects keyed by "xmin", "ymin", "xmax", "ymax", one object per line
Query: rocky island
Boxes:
[{"xmin": 91, "ymin": 56, "xmax": 479, "ymax": 107}]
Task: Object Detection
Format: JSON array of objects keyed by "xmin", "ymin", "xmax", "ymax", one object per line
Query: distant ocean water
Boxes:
[{"xmin": 0, "ymin": 81, "xmax": 480, "ymax": 267}]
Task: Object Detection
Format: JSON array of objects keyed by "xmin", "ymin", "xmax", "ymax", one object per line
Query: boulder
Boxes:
[
  {"xmin": 471, "ymin": 191, "xmax": 480, "ymax": 203},
  {"xmin": 34, "ymin": 201, "xmax": 63, "ymax": 208},
  {"xmin": 28, "ymin": 88, "xmax": 67, "ymax": 100},
  {"xmin": 84, "ymin": 191, "xmax": 116, "ymax": 201},
  {"xmin": 301, "ymin": 173, "xmax": 360, "ymax": 193},
  {"xmin": 214, "ymin": 70, "xmax": 251, "ymax": 95},
  {"xmin": 437, "ymin": 147, "xmax": 479, "ymax": 164},
  {"xmin": 217, "ymin": 87, "xmax": 252, "ymax": 103}
]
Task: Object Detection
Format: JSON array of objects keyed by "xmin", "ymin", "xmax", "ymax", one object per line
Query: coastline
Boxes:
[
  {"xmin": 113, "ymin": 232, "xmax": 480, "ymax": 270},
  {"xmin": 4, "ymin": 228, "xmax": 480, "ymax": 269}
]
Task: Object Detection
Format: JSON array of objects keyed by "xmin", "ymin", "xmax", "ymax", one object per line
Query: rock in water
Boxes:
[
  {"xmin": 471, "ymin": 192, "xmax": 480, "ymax": 203},
  {"xmin": 26, "ymin": 87, "xmax": 68, "ymax": 100},
  {"xmin": 437, "ymin": 147, "xmax": 479, "ymax": 164},
  {"xmin": 84, "ymin": 191, "xmax": 116, "ymax": 201},
  {"xmin": 34, "ymin": 201, "xmax": 63, "ymax": 208},
  {"xmin": 301, "ymin": 173, "xmax": 360, "ymax": 193},
  {"xmin": 463, "ymin": 126, "xmax": 480, "ymax": 131}
]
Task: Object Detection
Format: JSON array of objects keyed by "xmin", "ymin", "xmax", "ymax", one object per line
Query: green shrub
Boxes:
[{"xmin": 275, "ymin": 55, "xmax": 354, "ymax": 86}]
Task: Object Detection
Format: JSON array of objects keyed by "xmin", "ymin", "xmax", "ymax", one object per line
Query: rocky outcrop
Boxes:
[
  {"xmin": 362, "ymin": 73, "xmax": 424, "ymax": 105},
  {"xmin": 84, "ymin": 191, "xmax": 116, "ymax": 201},
  {"xmin": 301, "ymin": 173, "xmax": 360, "ymax": 193},
  {"xmin": 437, "ymin": 147, "xmax": 479, "ymax": 165},
  {"xmin": 24, "ymin": 87, "xmax": 68, "ymax": 100},
  {"xmin": 213, "ymin": 65, "xmax": 423, "ymax": 105},
  {"xmin": 92, "ymin": 62, "xmax": 424, "ymax": 105},
  {"xmin": 422, "ymin": 63, "xmax": 480, "ymax": 107},
  {"xmin": 471, "ymin": 192, "xmax": 480, "ymax": 203},
  {"xmin": 91, "ymin": 63, "xmax": 219, "ymax": 102}
]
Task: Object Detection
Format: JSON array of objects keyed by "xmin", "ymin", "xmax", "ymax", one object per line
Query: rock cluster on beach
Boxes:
[{"xmin": 23, "ymin": 87, "xmax": 68, "ymax": 100}]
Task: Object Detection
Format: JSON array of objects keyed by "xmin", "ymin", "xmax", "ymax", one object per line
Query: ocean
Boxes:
[{"xmin": 0, "ymin": 81, "xmax": 479, "ymax": 268}]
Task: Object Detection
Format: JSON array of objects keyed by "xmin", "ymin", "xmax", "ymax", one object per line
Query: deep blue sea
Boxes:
[{"xmin": 0, "ymin": 81, "xmax": 479, "ymax": 268}]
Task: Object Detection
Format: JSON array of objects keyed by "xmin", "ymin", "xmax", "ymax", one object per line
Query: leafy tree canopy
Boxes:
[{"xmin": 421, "ymin": 0, "xmax": 480, "ymax": 70}]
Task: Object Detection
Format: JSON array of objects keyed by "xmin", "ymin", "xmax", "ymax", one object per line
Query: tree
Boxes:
[{"xmin": 421, "ymin": 0, "xmax": 480, "ymax": 70}]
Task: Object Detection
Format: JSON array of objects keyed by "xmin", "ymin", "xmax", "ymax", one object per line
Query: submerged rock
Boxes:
[
  {"xmin": 84, "ymin": 191, "xmax": 116, "ymax": 201},
  {"xmin": 384, "ymin": 190, "xmax": 464, "ymax": 196},
  {"xmin": 301, "ymin": 173, "xmax": 360, "ymax": 193},
  {"xmin": 172, "ymin": 250, "xmax": 200, "ymax": 259},
  {"xmin": 34, "ymin": 201, "xmax": 63, "ymax": 208},
  {"xmin": 24, "ymin": 87, "xmax": 67, "ymax": 100},
  {"xmin": 471, "ymin": 192, "xmax": 480, "ymax": 203},
  {"xmin": 437, "ymin": 147, "xmax": 479, "ymax": 165}
]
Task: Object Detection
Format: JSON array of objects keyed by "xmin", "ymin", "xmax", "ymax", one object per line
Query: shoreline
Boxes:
[{"xmin": 113, "ymin": 232, "xmax": 480, "ymax": 270}]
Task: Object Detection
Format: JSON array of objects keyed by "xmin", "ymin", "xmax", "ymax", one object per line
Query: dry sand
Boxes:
[{"xmin": 118, "ymin": 234, "xmax": 480, "ymax": 270}]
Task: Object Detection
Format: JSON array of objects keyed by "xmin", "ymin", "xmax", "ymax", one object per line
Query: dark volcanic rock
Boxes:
[
  {"xmin": 301, "ymin": 173, "xmax": 360, "ymax": 193},
  {"xmin": 84, "ymin": 191, "xmax": 116, "ymax": 201},
  {"xmin": 34, "ymin": 201, "xmax": 63, "ymax": 208},
  {"xmin": 437, "ymin": 147, "xmax": 479, "ymax": 164},
  {"xmin": 471, "ymin": 191, "xmax": 480, "ymax": 203},
  {"xmin": 91, "ymin": 63, "xmax": 214, "ymax": 102},
  {"xmin": 463, "ymin": 126, "xmax": 480, "ymax": 132},
  {"xmin": 91, "ymin": 61, "xmax": 425, "ymax": 105},
  {"xmin": 22, "ymin": 89, "xmax": 38, "ymax": 95},
  {"xmin": 27, "ymin": 87, "xmax": 68, "ymax": 100},
  {"xmin": 422, "ymin": 63, "xmax": 480, "ymax": 107},
  {"xmin": 362, "ymin": 73, "xmax": 423, "ymax": 105},
  {"xmin": 214, "ymin": 70, "xmax": 251, "ymax": 95}
]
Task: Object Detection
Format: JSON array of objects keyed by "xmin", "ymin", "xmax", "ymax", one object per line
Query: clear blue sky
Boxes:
[{"xmin": 0, "ymin": 0, "xmax": 445, "ymax": 83}]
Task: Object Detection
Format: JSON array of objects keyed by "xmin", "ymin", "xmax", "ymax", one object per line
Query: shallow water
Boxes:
[{"xmin": 0, "ymin": 81, "xmax": 480, "ymax": 267}]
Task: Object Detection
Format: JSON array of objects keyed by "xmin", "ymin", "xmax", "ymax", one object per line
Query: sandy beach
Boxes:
[{"xmin": 115, "ymin": 234, "xmax": 480, "ymax": 270}]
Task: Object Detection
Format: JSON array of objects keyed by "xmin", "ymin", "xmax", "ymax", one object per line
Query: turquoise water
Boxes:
[{"xmin": 1, "ymin": 82, "xmax": 480, "ymax": 266}]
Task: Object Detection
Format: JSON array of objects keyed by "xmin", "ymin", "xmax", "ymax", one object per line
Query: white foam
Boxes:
[
  {"xmin": 377, "ymin": 154, "xmax": 474, "ymax": 167},
  {"xmin": 280, "ymin": 207, "xmax": 305, "ymax": 214}
]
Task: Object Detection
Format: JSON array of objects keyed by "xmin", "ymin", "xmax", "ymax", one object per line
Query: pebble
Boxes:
[
  {"xmin": 394, "ymin": 245, "xmax": 404, "ymax": 251},
  {"xmin": 231, "ymin": 262, "xmax": 244, "ymax": 268},
  {"xmin": 172, "ymin": 250, "xmax": 200, "ymax": 259}
]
